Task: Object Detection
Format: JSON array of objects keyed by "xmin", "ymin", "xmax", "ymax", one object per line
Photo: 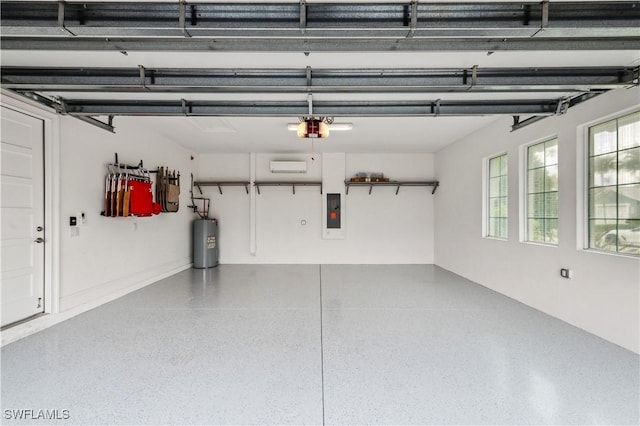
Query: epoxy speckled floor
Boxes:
[{"xmin": 1, "ymin": 265, "xmax": 638, "ymax": 425}]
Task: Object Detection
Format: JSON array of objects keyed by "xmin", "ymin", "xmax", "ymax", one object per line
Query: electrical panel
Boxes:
[{"xmin": 327, "ymin": 193, "xmax": 341, "ymax": 229}]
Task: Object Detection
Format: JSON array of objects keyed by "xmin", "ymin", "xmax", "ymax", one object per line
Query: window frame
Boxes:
[
  {"xmin": 521, "ymin": 136, "xmax": 559, "ymax": 246},
  {"xmin": 582, "ymin": 108, "xmax": 640, "ymax": 257},
  {"xmin": 483, "ymin": 152, "xmax": 508, "ymax": 240}
]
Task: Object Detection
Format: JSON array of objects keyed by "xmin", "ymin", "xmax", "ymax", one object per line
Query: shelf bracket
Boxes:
[
  {"xmin": 396, "ymin": 184, "xmax": 401, "ymax": 195},
  {"xmin": 432, "ymin": 182, "xmax": 439, "ymax": 194}
]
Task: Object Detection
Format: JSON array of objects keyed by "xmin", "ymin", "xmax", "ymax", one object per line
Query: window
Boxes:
[
  {"xmin": 588, "ymin": 111, "xmax": 640, "ymax": 255},
  {"xmin": 487, "ymin": 153, "xmax": 508, "ymax": 238},
  {"xmin": 526, "ymin": 138, "xmax": 559, "ymax": 244}
]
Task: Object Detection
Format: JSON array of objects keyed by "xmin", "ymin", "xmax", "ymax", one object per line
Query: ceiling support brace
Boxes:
[
  {"xmin": 299, "ymin": 0, "xmax": 307, "ymax": 35},
  {"xmin": 3, "ymin": 66, "xmax": 637, "ymax": 93},
  {"xmin": 179, "ymin": 0, "xmax": 192, "ymax": 38},
  {"xmin": 13, "ymin": 91, "xmax": 116, "ymax": 133},
  {"xmin": 29, "ymin": 98, "xmax": 562, "ymax": 117},
  {"xmin": 1, "ymin": 1, "xmax": 638, "ymax": 52},
  {"xmin": 511, "ymin": 90, "xmax": 606, "ymax": 131},
  {"xmin": 56, "ymin": 1, "xmax": 76, "ymax": 36},
  {"xmin": 407, "ymin": 0, "xmax": 418, "ymax": 38}
]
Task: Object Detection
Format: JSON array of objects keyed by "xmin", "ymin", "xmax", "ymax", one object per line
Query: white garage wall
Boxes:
[
  {"xmin": 58, "ymin": 116, "xmax": 196, "ymax": 311},
  {"xmin": 434, "ymin": 87, "xmax": 640, "ymax": 353},
  {"xmin": 197, "ymin": 152, "xmax": 436, "ymax": 263}
]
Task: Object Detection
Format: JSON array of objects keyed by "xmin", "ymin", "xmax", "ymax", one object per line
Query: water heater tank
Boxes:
[{"xmin": 193, "ymin": 219, "xmax": 218, "ymax": 269}]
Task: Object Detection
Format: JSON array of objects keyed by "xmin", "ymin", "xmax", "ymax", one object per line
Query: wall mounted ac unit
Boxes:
[{"xmin": 270, "ymin": 161, "xmax": 307, "ymax": 173}]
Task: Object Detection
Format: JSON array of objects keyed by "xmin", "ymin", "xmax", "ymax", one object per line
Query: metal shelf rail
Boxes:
[
  {"xmin": 193, "ymin": 181, "xmax": 250, "ymax": 195},
  {"xmin": 344, "ymin": 180, "xmax": 440, "ymax": 195},
  {"xmin": 254, "ymin": 181, "xmax": 323, "ymax": 195}
]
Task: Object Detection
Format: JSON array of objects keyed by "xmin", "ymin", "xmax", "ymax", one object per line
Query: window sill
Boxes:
[
  {"xmin": 484, "ymin": 236, "xmax": 508, "ymax": 242},
  {"xmin": 582, "ymin": 248, "xmax": 640, "ymax": 259},
  {"xmin": 522, "ymin": 241, "xmax": 558, "ymax": 248}
]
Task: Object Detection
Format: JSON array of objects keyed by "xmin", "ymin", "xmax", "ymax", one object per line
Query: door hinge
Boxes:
[{"xmin": 37, "ymin": 297, "xmax": 42, "ymax": 308}]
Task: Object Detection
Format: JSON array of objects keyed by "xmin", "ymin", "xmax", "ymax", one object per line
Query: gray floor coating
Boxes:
[{"xmin": 1, "ymin": 264, "xmax": 638, "ymax": 425}]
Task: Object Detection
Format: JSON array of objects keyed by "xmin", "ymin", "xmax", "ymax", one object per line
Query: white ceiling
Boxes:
[{"xmin": 3, "ymin": 49, "xmax": 639, "ymax": 153}]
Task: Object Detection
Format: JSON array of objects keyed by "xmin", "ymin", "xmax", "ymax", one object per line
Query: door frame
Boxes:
[{"xmin": 1, "ymin": 89, "xmax": 60, "ymax": 318}]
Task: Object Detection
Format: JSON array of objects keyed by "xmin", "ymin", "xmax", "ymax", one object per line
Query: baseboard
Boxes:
[{"xmin": 1, "ymin": 262, "xmax": 193, "ymax": 347}]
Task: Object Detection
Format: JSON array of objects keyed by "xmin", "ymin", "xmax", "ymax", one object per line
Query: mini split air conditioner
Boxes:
[{"xmin": 270, "ymin": 161, "xmax": 307, "ymax": 173}]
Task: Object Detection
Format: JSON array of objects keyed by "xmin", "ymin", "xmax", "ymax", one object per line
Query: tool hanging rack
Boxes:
[
  {"xmin": 156, "ymin": 166, "xmax": 181, "ymax": 213},
  {"xmin": 102, "ymin": 153, "xmax": 158, "ymax": 218},
  {"xmin": 190, "ymin": 173, "xmax": 211, "ymax": 220},
  {"xmin": 102, "ymin": 153, "xmax": 181, "ymax": 217}
]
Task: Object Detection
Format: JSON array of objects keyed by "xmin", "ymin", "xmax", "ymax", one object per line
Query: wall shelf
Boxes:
[
  {"xmin": 254, "ymin": 181, "xmax": 323, "ymax": 195},
  {"xmin": 344, "ymin": 180, "xmax": 440, "ymax": 195},
  {"xmin": 193, "ymin": 181, "xmax": 250, "ymax": 195}
]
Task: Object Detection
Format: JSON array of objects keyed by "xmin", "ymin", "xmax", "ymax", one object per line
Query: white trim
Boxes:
[
  {"xmin": 1, "ymin": 263, "xmax": 192, "ymax": 347},
  {"xmin": 0, "ymin": 90, "xmax": 61, "ymax": 318},
  {"xmin": 250, "ymin": 152, "xmax": 257, "ymax": 255}
]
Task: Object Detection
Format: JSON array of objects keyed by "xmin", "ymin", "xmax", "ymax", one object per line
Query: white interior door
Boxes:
[{"xmin": 1, "ymin": 106, "xmax": 45, "ymax": 327}]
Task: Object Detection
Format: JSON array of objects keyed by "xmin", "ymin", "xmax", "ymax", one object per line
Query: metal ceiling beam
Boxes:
[
  {"xmin": 1, "ymin": 1, "xmax": 638, "ymax": 51},
  {"xmin": 2, "ymin": 66, "xmax": 638, "ymax": 93},
  {"xmin": 38, "ymin": 98, "xmax": 562, "ymax": 117},
  {"xmin": 3, "ymin": 37, "xmax": 639, "ymax": 52}
]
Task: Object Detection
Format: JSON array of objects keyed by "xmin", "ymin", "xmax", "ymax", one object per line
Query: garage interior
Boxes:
[{"xmin": 1, "ymin": 1, "xmax": 639, "ymax": 424}]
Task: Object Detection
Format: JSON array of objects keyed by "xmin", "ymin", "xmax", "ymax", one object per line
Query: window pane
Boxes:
[
  {"xmin": 617, "ymin": 219, "xmax": 640, "ymax": 255},
  {"xmin": 588, "ymin": 112, "xmax": 640, "ymax": 255},
  {"xmin": 590, "ymin": 219, "xmax": 617, "ymax": 250},
  {"xmin": 528, "ymin": 168, "xmax": 544, "ymax": 194},
  {"xmin": 545, "ymin": 219, "xmax": 559, "ymax": 244},
  {"xmin": 489, "ymin": 157, "xmax": 501, "ymax": 177},
  {"xmin": 499, "ymin": 175, "xmax": 508, "ymax": 197},
  {"xmin": 545, "ymin": 165, "xmax": 558, "ymax": 192},
  {"xmin": 528, "ymin": 143, "xmax": 545, "ymax": 169},
  {"xmin": 497, "ymin": 218, "xmax": 508, "ymax": 238},
  {"xmin": 499, "ymin": 155, "xmax": 508, "ymax": 175},
  {"xmin": 545, "ymin": 192, "xmax": 558, "ymax": 218},
  {"xmin": 618, "ymin": 184, "xmax": 640, "ymax": 220},
  {"xmin": 589, "ymin": 153, "xmax": 617, "ymax": 187},
  {"xmin": 545, "ymin": 140, "xmax": 558, "ymax": 166},
  {"xmin": 590, "ymin": 121, "xmax": 617, "ymax": 155},
  {"xmin": 589, "ymin": 187, "xmax": 617, "ymax": 219},
  {"xmin": 489, "ymin": 218, "xmax": 497, "ymax": 237},
  {"xmin": 618, "ymin": 112, "xmax": 640, "ymax": 150},
  {"xmin": 528, "ymin": 193, "xmax": 544, "ymax": 218},
  {"xmin": 499, "ymin": 197, "xmax": 508, "ymax": 217},
  {"xmin": 618, "ymin": 147, "xmax": 640, "ymax": 185},
  {"xmin": 487, "ymin": 154, "xmax": 507, "ymax": 239},
  {"xmin": 528, "ymin": 218, "xmax": 544, "ymax": 242},
  {"xmin": 489, "ymin": 197, "xmax": 501, "ymax": 217}
]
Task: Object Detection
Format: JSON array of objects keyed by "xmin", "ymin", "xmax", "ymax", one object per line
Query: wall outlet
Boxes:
[{"xmin": 560, "ymin": 268, "xmax": 572, "ymax": 279}]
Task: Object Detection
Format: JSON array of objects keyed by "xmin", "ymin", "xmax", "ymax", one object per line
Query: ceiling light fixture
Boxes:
[
  {"xmin": 286, "ymin": 93, "xmax": 352, "ymax": 139},
  {"xmin": 297, "ymin": 118, "xmax": 330, "ymax": 139},
  {"xmin": 287, "ymin": 122, "xmax": 353, "ymax": 133}
]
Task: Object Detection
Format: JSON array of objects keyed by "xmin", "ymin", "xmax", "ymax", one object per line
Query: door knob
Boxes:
[{"xmin": 34, "ymin": 238, "xmax": 45, "ymax": 244}]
